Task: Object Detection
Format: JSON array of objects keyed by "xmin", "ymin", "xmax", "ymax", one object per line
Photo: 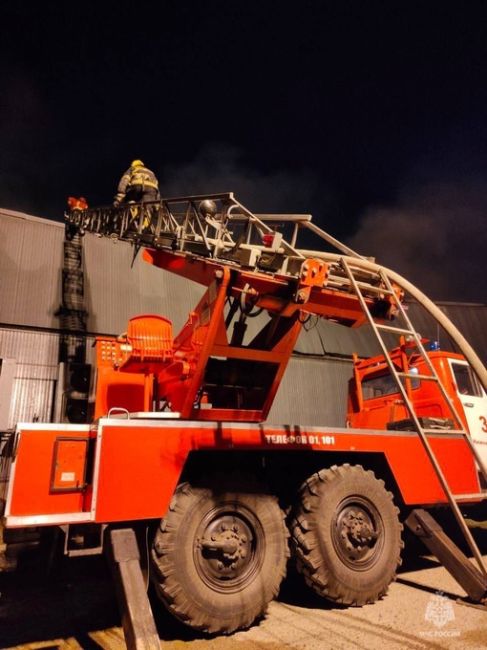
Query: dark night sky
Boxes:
[{"xmin": 1, "ymin": 1, "xmax": 487, "ymax": 301}]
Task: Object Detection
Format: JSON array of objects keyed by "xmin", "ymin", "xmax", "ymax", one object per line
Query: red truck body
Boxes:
[
  {"xmin": 2, "ymin": 194, "xmax": 486, "ymax": 641},
  {"xmin": 5, "ymin": 418, "xmax": 481, "ymax": 528},
  {"xmin": 348, "ymin": 339, "xmax": 487, "ymax": 470}
]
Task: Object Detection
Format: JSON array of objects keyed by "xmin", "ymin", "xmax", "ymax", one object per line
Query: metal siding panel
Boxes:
[
  {"xmin": 311, "ymin": 320, "xmax": 394, "ymax": 358},
  {"xmin": 4, "ymin": 212, "xmax": 485, "ymax": 367},
  {"xmin": 0, "ymin": 213, "xmax": 24, "ymax": 323},
  {"xmin": 0, "ymin": 329, "xmax": 59, "ymax": 365},
  {"xmin": 83, "ymin": 235, "xmax": 139, "ymax": 334},
  {"xmin": 2, "ymin": 212, "xmax": 487, "ymax": 435},
  {"xmin": 10, "ymin": 376, "xmax": 55, "ymax": 428},
  {"xmin": 294, "ymin": 322, "xmax": 326, "ymax": 355},
  {"xmin": 135, "ymin": 259, "xmax": 204, "ymax": 334},
  {"xmin": 0, "ymin": 328, "xmax": 59, "ymax": 428},
  {"xmin": 83, "ymin": 235, "xmax": 202, "ymax": 334},
  {"xmin": 405, "ymin": 302, "xmax": 445, "ymax": 343},
  {"xmin": 0, "ymin": 212, "xmax": 200, "ymax": 335},
  {"xmin": 406, "ymin": 302, "xmax": 487, "ymax": 365},
  {"xmin": 440, "ymin": 304, "xmax": 487, "ymax": 365},
  {"xmin": 244, "ymin": 316, "xmax": 387, "ymax": 358},
  {"xmin": 0, "ymin": 211, "xmax": 64, "ymax": 328},
  {"xmin": 268, "ymin": 356, "xmax": 353, "ymax": 427}
]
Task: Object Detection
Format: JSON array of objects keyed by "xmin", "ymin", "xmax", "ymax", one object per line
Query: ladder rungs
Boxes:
[
  {"xmin": 422, "ymin": 428, "xmax": 467, "ymax": 435},
  {"xmin": 376, "ymin": 323, "xmax": 414, "ymax": 335},
  {"xmin": 355, "ymin": 283, "xmax": 395, "ymax": 296},
  {"xmin": 326, "ymin": 276, "xmax": 355, "ymax": 289},
  {"xmin": 396, "ymin": 371, "xmax": 439, "ymax": 382},
  {"xmin": 335, "ymin": 263, "xmax": 388, "ymax": 282},
  {"xmin": 453, "ymin": 492, "xmax": 487, "ymax": 501},
  {"xmin": 341, "ymin": 257, "xmax": 487, "ymax": 572},
  {"xmin": 328, "ymin": 274, "xmax": 395, "ymax": 296}
]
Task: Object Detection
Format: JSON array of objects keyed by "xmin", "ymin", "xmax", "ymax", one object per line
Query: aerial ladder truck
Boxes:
[{"xmin": 1, "ymin": 193, "xmax": 487, "ymax": 647}]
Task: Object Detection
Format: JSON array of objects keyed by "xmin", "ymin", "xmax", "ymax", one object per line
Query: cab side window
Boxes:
[{"xmin": 452, "ymin": 363, "xmax": 481, "ymax": 397}]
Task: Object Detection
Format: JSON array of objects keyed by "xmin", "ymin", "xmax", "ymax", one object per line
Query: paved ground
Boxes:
[{"xmin": 1, "ymin": 528, "xmax": 486, "ymax": 650}]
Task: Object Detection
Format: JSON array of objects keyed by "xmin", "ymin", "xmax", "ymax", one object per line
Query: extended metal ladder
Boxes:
[
  {"xmin": 340, "ymin": 257, "xmax": 487, "ymax": 581},
  {"xmin": 68, "ymin": 193, "xmax": 487, "ymax": 598}
]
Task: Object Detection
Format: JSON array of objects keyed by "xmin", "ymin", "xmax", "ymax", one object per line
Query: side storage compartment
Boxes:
[{"xmin": 4, "ymin": 424, "xmax": 93, "ymax": 525}]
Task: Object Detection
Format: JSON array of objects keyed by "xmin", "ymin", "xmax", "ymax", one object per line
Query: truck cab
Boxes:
[
  {"xmin": 347, "ymin": 338, "xmax": 487, "ymax": 471},
  {"xmin": 448, "ymin": 355, "xmax": 487, "ymax": 471}
]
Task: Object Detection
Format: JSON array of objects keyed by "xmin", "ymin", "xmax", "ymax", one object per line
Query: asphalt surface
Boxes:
[{"xmin": 1, "ymin": 528, "xmax": 487, "ymax": 650}]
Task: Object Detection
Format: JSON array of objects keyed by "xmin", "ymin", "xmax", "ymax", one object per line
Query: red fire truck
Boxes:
[
  {"xmin": 1, "ymin": 193, "xmax": 486, "ymax": 646},
  {"xmin": 348, "ymin": 338, "xmax": 487, "ymax": 469}
]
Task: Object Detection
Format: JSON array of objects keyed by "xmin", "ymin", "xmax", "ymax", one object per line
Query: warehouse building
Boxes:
[{"xmin": 1, "ymin": 207, "xmax": 486, "ymax": 432}]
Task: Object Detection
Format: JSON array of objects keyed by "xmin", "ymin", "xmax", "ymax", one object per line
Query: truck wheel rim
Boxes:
[
  {"xmin": 331, "ymin": 496, "xmax": 384, "ymax": 570},
  {"xmin": 194, "ymin": 505, "xmax": 264, "ymax": 593}
]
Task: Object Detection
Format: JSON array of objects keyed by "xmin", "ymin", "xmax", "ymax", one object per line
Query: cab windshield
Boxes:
[{"xmin": 361, "ymin": 368, "xmax": 420, "ymax": 399}]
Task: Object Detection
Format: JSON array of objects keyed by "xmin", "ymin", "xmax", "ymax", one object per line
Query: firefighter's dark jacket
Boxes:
[{"xmin": 114, "ymin": 165, "xmax": 159, "ymax": 203}]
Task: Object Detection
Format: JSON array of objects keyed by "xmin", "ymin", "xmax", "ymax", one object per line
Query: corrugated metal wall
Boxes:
[
  {"xmin": 0, "ymin": 328, "xmax": 59, "ymax": 428},
  {"xmin": 0, "ymin": 210, "xmax": 64, "ymax": 328},
  {"xmin": 0, "ymin": 325, "xmax": 352, "ymax": 429},
  {"xmin": 0, "ymin": 208, "xmax": 203, "ymax": 335},
  {"xmin": 268, "ymin": 355, "xmax": 352, "ymax": 426},
  {"xmin": 83, "ymin": 234, "xmax": 203, "ymax": 335},
  {"xmin": 406, "ymin": 302, "xmax": 487, "ymax": 365},
  {"xmin": 1, "ymin": 208, "xmax": 486, "ymax": 430}
]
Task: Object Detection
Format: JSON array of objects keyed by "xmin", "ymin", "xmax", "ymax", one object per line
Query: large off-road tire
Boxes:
[
  {"xmin": 150, "ymin": 474, "xmax": 289, "ymax": 634},
  {"xmin": 291, "ymin": 464, "xmax": 403, "ymax": 606}
]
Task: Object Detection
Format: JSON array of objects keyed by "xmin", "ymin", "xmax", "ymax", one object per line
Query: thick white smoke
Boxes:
[
  {"xmin": 161, "ymin": 149, "xmax": 485, "ymax": 302},
  {"xmin": 347, "ymin": 180, "xmax": 486, "ymax": 302},
  {"xmin": 160, "ymin": 143, "xmax": 327, "ymax": 215}
]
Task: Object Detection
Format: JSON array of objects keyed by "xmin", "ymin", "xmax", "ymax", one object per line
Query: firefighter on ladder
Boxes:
[
  {"xmin": 113, "ymin": 159, "xmax": 160, "ymax": 206},
  {"xmin": 113, "ymin": 159, "xmax": 160, "ymax": 233}
]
